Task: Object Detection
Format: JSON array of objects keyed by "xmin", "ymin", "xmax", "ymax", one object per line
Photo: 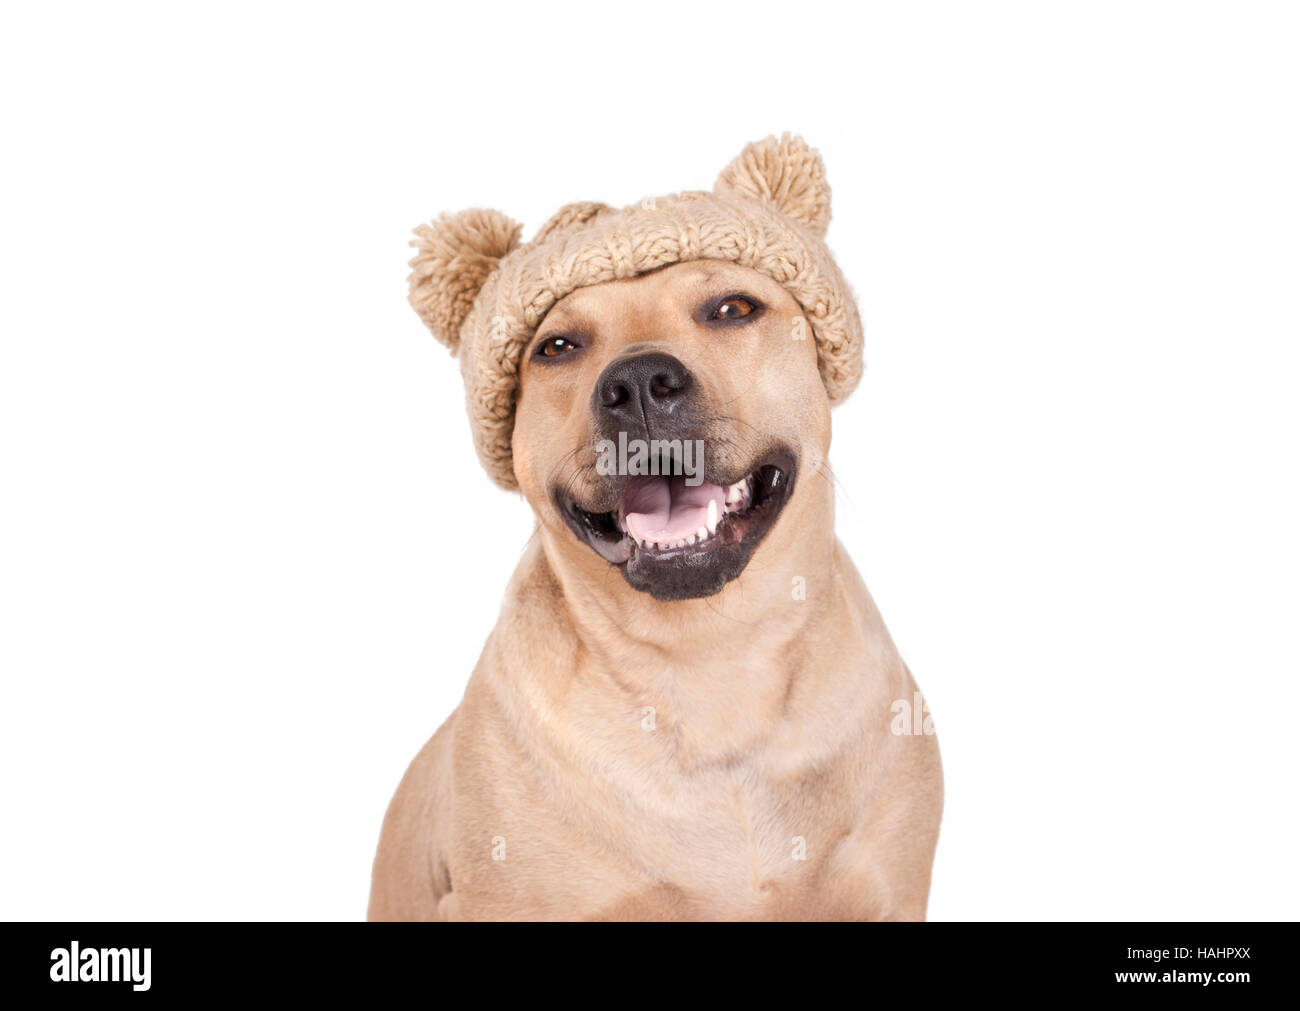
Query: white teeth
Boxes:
[
  {"xmin": 621, "ymin": 475, "xmax": 750, "ymax": 556},
  {"xmin": 725, "ymin": 476, "xmax": 752, "ymax": 510},
  {"xmin": 627, "ymin": 496, "xmax": 732, "ymax": 553}
]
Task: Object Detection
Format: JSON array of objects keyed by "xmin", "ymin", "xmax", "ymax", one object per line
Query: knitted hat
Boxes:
[{"xmin": 407, "ymin": 134, "xmax": 864, "ymax": 491}]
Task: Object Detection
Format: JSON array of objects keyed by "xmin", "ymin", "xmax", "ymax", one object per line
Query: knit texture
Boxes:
[{"xmin": 408, "ymin": 134, "xmax": 864, "ymax": 491}]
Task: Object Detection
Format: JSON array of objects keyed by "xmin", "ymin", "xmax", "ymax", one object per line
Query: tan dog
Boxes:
[{"xmin": 369, "ymin": 250, "xmax": 943, "ymax": 920}]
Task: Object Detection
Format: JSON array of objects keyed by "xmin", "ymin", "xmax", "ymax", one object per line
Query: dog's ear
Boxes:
[
  {"xmin": 408, "ymin": 208, "xmax": 523, "ymax": 352},
  {"xmin": 715, "ymin": 134, "xmax": 831, "ymax": 237}
]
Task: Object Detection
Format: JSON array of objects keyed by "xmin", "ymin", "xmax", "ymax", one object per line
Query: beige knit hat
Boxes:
[{"xmin": 407, "ymin": 134, "xmax": 864, "ymax": 491}]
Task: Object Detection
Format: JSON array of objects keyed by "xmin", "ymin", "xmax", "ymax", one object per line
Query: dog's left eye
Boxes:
[{"xmin": 709, "ymin": 295, "xmax": 760, "ymax": 322}]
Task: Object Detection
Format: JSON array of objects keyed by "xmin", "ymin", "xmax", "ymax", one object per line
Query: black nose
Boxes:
[{"xmin": 593, "ymin": 352, "xmax": 694, "ymax": 430}]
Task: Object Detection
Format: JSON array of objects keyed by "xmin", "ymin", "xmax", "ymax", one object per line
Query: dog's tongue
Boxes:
[{"xmin": 621, "ymin": 475, "xmax": 724, "ymax": 544}]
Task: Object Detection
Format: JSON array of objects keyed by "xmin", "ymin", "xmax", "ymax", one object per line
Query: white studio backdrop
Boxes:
[{"xmin": 1, "ymin": 1, "xmax": 1297, "ymax": 921}]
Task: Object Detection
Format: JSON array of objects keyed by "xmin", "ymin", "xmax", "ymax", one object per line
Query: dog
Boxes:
[{"xmin": 368, "ymin": 136, "xmax": 942, "ymax": 920}]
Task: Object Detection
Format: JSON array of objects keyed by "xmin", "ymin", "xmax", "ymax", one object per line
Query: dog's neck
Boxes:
[{"xmin": 512, "ymin": 474, "xmax": 870, "ymax": 766}]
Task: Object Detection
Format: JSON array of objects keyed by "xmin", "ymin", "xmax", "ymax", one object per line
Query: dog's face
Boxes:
[{"xmin": 513, "ymin": 260, "xmax": 833, "ymax": 601}]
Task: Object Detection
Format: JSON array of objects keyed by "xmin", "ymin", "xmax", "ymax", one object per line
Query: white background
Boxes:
[{"xmin": 2, "ymin": 1, "xmax": 1297, "ymax": 921}]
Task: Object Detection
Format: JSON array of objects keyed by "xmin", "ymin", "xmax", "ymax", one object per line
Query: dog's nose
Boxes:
[{"xmin": 593, "ymin": 352, "xmax": 694, "ymax": 428}]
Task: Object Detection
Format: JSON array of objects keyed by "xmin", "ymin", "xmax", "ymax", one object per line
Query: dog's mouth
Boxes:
[{"xmin": 557, "ymin": 450, "xmax": 796, "ymax": 601}]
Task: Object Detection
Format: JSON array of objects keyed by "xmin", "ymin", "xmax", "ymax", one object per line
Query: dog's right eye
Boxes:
[{"xmin": 535, "ymin": 336, "xmax": 580, "ymax": 359}]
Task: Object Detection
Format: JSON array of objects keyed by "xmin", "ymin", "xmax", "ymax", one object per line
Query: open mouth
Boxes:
[{"xmin": 558, "ymin": 450, "xmax": 796, "ymax": 601}]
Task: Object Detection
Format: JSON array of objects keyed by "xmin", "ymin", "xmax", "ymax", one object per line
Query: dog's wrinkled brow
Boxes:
[
  {"xmin": 685, "ymin": 262, "xmax": 769, "ymax": 290},
  {"xmin": 537, "ymin": 299, "xmax": 593, "ymax": 336}
]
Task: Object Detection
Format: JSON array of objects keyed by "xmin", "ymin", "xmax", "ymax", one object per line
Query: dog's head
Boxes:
[
  {"xmin": 406, "ymin": 135, "xmax": 863, "ymax": 601},
  {"xmin": 512, "ymin": 260, "xmax": 829, "ymax": 600}
]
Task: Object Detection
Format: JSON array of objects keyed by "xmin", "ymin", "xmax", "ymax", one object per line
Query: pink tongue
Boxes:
[{"xmin": 622, "ymin": 476, "xmax": 725, "ymax": 544}]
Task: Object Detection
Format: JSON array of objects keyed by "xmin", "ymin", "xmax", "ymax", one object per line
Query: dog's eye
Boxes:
[
  {"xmin": 535, "ymin": 336, "xmax": 579, "ymax": 359},
  {"xmin": 709, "ymin": 295, "xmax": 760, "ymax": 322}
]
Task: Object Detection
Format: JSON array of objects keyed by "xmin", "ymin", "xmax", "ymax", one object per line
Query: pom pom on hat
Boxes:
[
  {"xmin": 715, "ymin": 133, "xmax": 831, "ymax": 237},
  {"xmin": 407, "ymin": 208, "xmax": 522, "ymax": 352}
]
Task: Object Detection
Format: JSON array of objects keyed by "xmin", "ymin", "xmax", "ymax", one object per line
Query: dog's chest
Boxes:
[{"xmin": 585, "ymin": 757, "xmax": 851, "ymax": 919}]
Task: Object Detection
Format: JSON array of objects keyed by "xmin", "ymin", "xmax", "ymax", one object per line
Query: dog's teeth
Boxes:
[
  {"xmin": 726, "ymin": 478, "xmax": 750, "ymax": 507},
  {"xmin": 706, "ymin": 499, "xmax": 719, "ymax": 533},
  {"xmin": 686, "ymin": 534, "xmax": 696, "ymax": 545},
  {"xmin": 697, "ymin": 525, "xmax": 708, "ymax": 541}
]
